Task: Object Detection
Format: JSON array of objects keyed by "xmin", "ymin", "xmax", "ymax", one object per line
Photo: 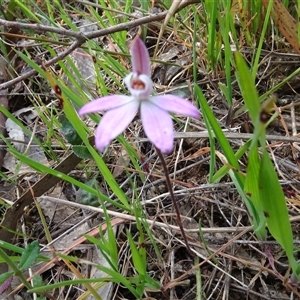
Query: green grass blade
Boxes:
[
  {"xmin": 206, "ymin": 0, "xmax": 218, "ymax": 69},
  {"xmin": 259, "ymin": 149, "xmax": 299, "ymax": 275},
  {"xmin": 244, "ymin": 144, "xmax": 267, "ymax": 239},
  {"xmin": 235, "ymin": 52, "xmax": 260, "ymax": 125},
  {"xmin": 127, "ymin": 230, "xmax": 146, "ymax": 277},
  {"xmin": 194, "ymin": 86, "xmax": 241, "ymax": 174},
  {"xmin": 212, "ymin": 140, "xmax": 250, "ymax": 183},
  {"xmin": 251, "ymin": 0, "xmax": 272, "ymax": 78}
]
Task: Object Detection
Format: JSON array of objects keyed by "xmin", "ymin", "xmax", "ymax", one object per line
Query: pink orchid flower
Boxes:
[{"xmin": 79, "ymin": 37, "xmax": 200, "ymax": 153}]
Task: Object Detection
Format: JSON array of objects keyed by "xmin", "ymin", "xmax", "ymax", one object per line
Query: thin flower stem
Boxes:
[{"xmin": 155, "ymin": 147, "xmax": 194, "ymax": 257}]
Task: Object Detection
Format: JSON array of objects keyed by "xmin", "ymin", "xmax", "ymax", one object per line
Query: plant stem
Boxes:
[{"xmin": 155, "ymin": 147, "xmax": 194, "ymax": 257}]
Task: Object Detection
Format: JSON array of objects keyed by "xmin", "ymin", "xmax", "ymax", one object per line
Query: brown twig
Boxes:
[
  {"xmin": 0, "ymin": 0, "xmax": 199, "ymax": 90},
  {"xmin": 0, "ymin": 19, "xmax": 87, "ymax": 39}
]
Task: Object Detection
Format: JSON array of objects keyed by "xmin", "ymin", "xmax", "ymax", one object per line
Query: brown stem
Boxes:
[{"xmin": 155, "ymin": 147, "xmax": 194, "ymax": 257}]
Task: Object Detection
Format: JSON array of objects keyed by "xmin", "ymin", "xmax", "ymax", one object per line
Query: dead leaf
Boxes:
[{"xmin": 262, "ymin": 0, "xmax": 300, "ymax": 55}]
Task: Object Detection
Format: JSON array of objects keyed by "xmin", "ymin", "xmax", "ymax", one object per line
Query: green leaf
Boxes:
[
  {"xmin": 127, "ymin": 231, "xmax": 145, "ymax": 276},
  {"xmin": 0, "ymin": 240, "xmax": 48, "ymax": 260},
  {"xmin": 259, "ymin": 150, "xmax": 296, "ymax": 268},
  {"xmin": 76, "ymin": 177, "xmax": 100, "ymax": 207},
  {"xmin": 235, "ymin": 52, "xmax": 260, "ymax": 125},
  {"xmin": 32, "ymin": 274, "xmax": 47, "ymax": 299},
  {"xmin": 169, "ymin": 85, "xmax": 191, "ymax": 99},
  {"xmin": 32, "ymin": 274, "xmax": 45, "ymax": 288},
  {"xmin": 18, "ymin": 240, "xmax": 40, "ymax": 271},
  {"xmin": 144, "ymin": 274, "xmax": 161, "ymax": 290},
  {"xmin": 72, "ymin": 145, "xmax": 93, "ymax": 159},
  {"xmin": 244, "ymin": 145, "xmax": 267, "ymax": 239},
  {"xmin": 59, "ymin": 115, "xmax": 82, "ymax": 145}
]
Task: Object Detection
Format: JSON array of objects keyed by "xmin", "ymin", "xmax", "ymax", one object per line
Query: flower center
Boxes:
[{"xmin": 131, "ymin": 79, "xmax": 145, "ymax": 90}]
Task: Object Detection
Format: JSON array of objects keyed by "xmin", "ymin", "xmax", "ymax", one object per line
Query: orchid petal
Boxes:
[
  {"xmin": 79, "ymin": 95, "xmax": 133, "ymax": 116},
  {"xmin": 95, "ymin": 100, "xmax": 139, "ymax": 151},
  {"xmin": 130, "ymin": 37, "xmax": 151, "ymax": 76},
  {"xmin": 124, "ymin": 73, "xmax": 152, "ymax": 99},
  {"xmin": 150, "ymin": 95, "xmax": 200, "ymax": 118},
  {"xmin": 141, "ymin": 101, "xmax": 174, "ymax": 153}
]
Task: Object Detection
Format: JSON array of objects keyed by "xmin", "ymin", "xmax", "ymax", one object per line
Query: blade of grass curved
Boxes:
[
  {"xmin": 235, "ymin": 67, "xmax": 300, "ymax": 118},
  {"xmin": 44, "ymin": 69, "xmax": 130, "ymax": 210},
  {"xmin": 127, "ymin": 230, "xmax": 146, "ymax": 277},
  {"xmin": 84, "ymin": 196, "xmax": 119, "ymax": 272},
  {"xmin": 7, "ymin": 146, "xmax": 99, "ymax": 197},
  {"xmin": 260, "ymin": 66, "xmax": 300, "ymax": 101},
  {"xmin": 84, "ymin": 234, "xmax": 117, "ymax": 272}
]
